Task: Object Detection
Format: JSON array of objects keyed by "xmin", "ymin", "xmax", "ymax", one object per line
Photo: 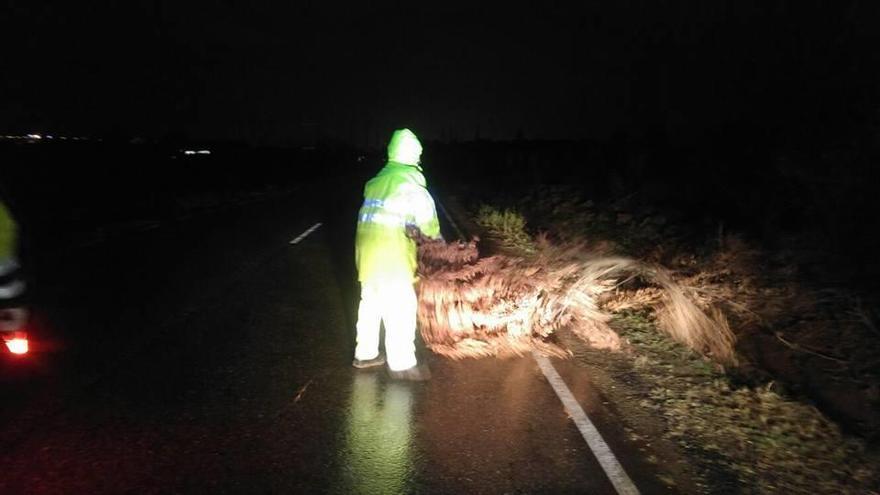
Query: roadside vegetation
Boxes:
[{"xmin": 459, "ymin": 189, "xmax": 880, "ymax": 493}]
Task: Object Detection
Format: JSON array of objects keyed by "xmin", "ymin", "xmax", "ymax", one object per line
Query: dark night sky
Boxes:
[{"xmin": 3, "ymin": 1, "xmax": 879, "ymax": 146}]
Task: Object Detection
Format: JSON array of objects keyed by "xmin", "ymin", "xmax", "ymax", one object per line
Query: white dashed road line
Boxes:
[
  {"xmin": 532, "ymin": 351, "xmax": 640, "ymax": 495},
  {"xmin": 289, "ymin": 222, "xmax": 323, "ymax": 244}
]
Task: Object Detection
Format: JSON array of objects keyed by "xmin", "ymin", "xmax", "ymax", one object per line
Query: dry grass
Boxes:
[{"xmin": 609, "ymin": 310, "xmax": 880, "ymax": 494}]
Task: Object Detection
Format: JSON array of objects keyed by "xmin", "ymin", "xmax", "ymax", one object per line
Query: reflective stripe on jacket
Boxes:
[{"xmin": 355, "ymin": 161, "xmax": 440, "ymax": 284}]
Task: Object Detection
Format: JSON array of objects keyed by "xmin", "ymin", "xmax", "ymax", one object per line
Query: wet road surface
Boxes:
[{"xmin": 0, "ymin": 180, "xmax": 668, "ymax": 494}]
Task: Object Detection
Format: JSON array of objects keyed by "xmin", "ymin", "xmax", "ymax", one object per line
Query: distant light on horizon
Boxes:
[{"xmin": 0, "ymin": 134, "xmax": 92, "ymax": 142}]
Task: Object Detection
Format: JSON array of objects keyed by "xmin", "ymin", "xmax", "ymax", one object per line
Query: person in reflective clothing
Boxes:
[
  {"xmin": 354, "ymin": 129, "xmax": 440, "ymax": 380},
  {"xmin": 0, "ymin": 199, "xmax": 28, "ymax": 354},
  {"xmin": 0, "ymin": 199, "xmax": 25, "ymax": 305}
]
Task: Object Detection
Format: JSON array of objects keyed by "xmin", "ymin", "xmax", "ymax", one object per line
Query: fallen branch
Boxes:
[
  {"xmin": 413, "ymin": 232, "xmax": 737, "ymax": 364},
  {"xmin": 774, "ymin": 332, "xmax": 849, "ymax": 364}
]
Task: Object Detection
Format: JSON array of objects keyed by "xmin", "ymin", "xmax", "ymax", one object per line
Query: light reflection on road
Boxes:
[{"xmin": 338, "ymin": 372, "xmax": 415, "ymax": 495}]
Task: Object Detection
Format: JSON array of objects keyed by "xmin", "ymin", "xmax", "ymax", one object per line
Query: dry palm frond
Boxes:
[{"xmin": 414, "ymin": 232, "xmax": 737, "ymax": 365}]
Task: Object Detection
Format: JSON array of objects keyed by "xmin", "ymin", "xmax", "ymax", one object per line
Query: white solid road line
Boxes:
[
  {"xmin": 289, "ymin": 222, "xmax": 323, "ymax": 244},
  {"xmin": 532, "ymin": 351, "xmax": 640, "ymax": 495}
]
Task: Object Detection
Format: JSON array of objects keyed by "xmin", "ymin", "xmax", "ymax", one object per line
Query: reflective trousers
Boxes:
[{"xmin": 355, "ymin": 280, "xmax": 417, "ymax": 371}]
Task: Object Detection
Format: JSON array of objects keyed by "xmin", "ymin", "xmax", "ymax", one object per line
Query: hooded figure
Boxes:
[{"xmin": 353, "ymin": 129, "xmax": 440, "ymax": 379}]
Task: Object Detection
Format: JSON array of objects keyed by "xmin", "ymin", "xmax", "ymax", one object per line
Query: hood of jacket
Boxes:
[{"xmin": 386, "ymin": 128, "xmax": 422, "ymax": 167}]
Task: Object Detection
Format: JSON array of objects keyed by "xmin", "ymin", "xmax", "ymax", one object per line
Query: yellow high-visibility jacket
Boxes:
[
  {"xmin": 355, "ymin": 160, "xmax": 440, "ymax": 284},
  {"xmin": 0, "ymin": 201, "xmax": 17, "ymax": 263},
  {"xmin": 0, "ymin": 200, "xmax": 25, "ymax": 306}
]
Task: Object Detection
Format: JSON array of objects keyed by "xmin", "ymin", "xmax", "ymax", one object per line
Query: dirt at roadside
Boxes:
[{"xmin": 559, "ymin": 314, "xmax": 878, "ymax": 494}]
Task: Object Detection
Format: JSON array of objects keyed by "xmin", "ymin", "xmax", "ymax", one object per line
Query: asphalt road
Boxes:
[{"xmin": 0, "ymin": 179, "xmax": 669, "ymax": 494}]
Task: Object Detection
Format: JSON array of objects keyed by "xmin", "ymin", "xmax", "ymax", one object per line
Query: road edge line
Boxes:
[{"xmin": 532, "ymin": 351, "xmax": 640, "ymax": 495}]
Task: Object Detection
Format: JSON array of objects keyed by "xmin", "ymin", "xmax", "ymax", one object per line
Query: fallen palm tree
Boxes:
[{"xmin": 414, "ymin": 232, "xmax": 737, "ymax": 365}]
